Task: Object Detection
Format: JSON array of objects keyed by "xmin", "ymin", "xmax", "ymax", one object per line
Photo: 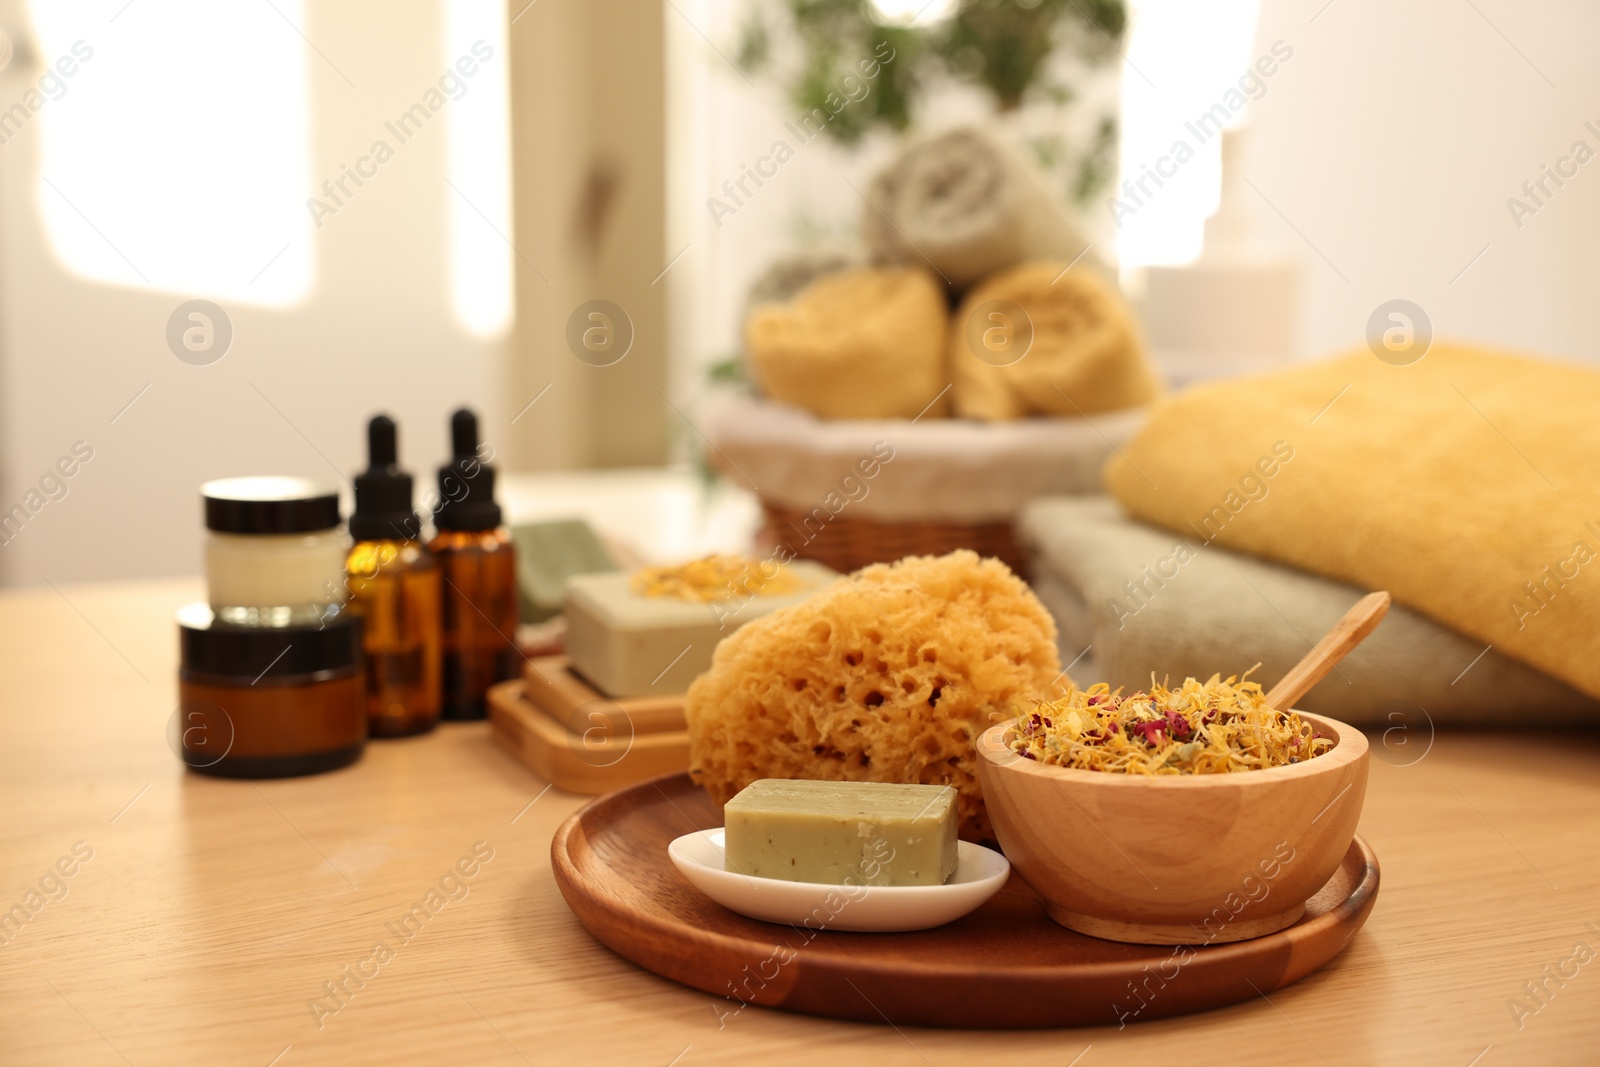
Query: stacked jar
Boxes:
[
  {"xmin": 175, "ymin": 477, "xmax": 367, "ymax": 777},
  {"xmin": 174, "ymin": 409, "xmax": 515, "ymax": 775}
]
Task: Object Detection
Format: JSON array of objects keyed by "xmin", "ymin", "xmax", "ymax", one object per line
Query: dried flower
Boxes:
[{"xmin": 1005, "ymin": 669, "xmax": 1333, "ymax": 775}]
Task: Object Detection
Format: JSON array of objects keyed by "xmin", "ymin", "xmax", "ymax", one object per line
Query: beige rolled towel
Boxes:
[
  {"xmin": 742, "ymin": 250, "xmax": 860, "ymax": 318},
  {"xmin": 745, "ymin": 266, "xmax": 950, "ymax": 420},
  {"xmin": 950, "ymin": 260, "xmax": 1159, "ymax": 420},
  {"xmin": 863, "ymin": 126, "xmax": 1102, "ymax": 291}
]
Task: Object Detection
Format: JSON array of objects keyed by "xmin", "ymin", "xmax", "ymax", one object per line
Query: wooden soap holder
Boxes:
[{"xmin": 488, "ymin": 656, "xmax": 690, "ymax": 795}]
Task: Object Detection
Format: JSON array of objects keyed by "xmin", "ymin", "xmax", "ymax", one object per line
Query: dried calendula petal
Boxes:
[
  {"xmin": 629, "ymin": 554, "xmax": 802, "ymax": 604},
  {"xmin": 1008, "ymin": 668, "xmax": 1333, "ymax": 775}
]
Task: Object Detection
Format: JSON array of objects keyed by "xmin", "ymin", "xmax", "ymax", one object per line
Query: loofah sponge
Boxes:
[
  {"xmin": 951, "ymin": 260, "xmax": 1159, "ymax": 421},
  {"xmin": 685, "ymin": 551, "xmax": 1063, "ymax": 842},
  {"xmin": 744, "ymin": 267, "xmax": 950, "ymax": 420}
]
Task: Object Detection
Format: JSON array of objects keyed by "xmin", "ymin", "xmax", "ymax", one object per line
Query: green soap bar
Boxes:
[
  {"xmin": 511, "ymin": 520, "xmax": 616, "ymax": 624},
  {"xmin": 724, "ymin": 779, "xmax": 959, "ymax": 887}
]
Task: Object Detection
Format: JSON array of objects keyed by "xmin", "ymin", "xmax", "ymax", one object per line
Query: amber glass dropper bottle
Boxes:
[
  {"xmin": 346, "ymin": 414, "xmax": 443, "ymax": 737},
  {"xmin": 429, "ymin": 408, "xmax": 519, "ymax": 720}
]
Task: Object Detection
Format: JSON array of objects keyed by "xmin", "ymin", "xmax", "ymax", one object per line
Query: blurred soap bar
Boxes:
[
  {"xmin": 512, "ymin": 520, "xmax": 617, "ymax": 623},
  {"xmin": 724, "ymin": 779, "xmax": 959, "ymax": 886},
  {"xmin": 564, "ymin": 560, "xmax": 833, "ymax": 698}
]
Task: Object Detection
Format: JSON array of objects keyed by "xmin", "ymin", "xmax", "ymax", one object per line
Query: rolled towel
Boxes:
[
  {"xmin": 742, "ymin": 250, "xmax": 861, "ymax": 320},
  {"xmin": 950, "ymin": 260, "xmax": 1159, "ymax": 420},
  {"xmin": 744, "ymin": 266, "xmax": 950, "ymax": 420},
  {"xmin": 863, "ymin": 126, "xmax": 1101, "ymax": 291},
  {"xmin": 1020, "ymin": 496, "xmax": 1600, "ymax": 727}
]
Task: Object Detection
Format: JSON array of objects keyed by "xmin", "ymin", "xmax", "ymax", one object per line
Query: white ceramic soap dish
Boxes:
[{"xmin": 667, "ymin": 828, "xmax": 1010, "ymax": 933}]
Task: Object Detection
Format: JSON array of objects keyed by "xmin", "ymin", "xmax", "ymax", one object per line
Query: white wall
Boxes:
[
  {"xmin": 1246, "ymin": 0, "xmax": 1600, "ymax": 363},
  {"xmin": 0, "ymin": 0, "xmax": 507, "ymax": 587}
]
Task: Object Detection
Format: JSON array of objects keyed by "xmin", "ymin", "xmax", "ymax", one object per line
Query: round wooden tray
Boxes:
[{"xmin": 550, "ymin": 773, "xmax": 1380, "ymax": 1029}]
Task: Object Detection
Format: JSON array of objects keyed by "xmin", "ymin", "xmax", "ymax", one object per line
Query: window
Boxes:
[
  {"xmin": 445, "ymin": 0, "xmax": 513, "ymax": 338},
  {"xmin": 29, "ymin": 0, "xmax": 313, "ymax": 304},
  {"xmin": 1116, "ymin": 0, "xmax": 1262, "ymax": 267}
]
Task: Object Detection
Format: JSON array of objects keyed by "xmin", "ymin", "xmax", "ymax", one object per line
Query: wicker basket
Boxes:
[
  {"xmin": 757, "ymin": 501, "xmax": 1031, "ymax": 579},
  {"xmin": 708, "ymin": 395, "xmax": 1147, "ymax": 581}
]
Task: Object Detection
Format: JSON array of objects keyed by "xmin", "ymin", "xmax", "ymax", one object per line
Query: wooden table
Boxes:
[{"xmin": 3, "ymin": 580, "xmax": 1597, "ymax": 1066}]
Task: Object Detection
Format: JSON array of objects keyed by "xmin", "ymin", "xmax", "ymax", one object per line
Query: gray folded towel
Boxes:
[
  {"xmin": 862, "ymin": 126, "xmax": 1102, "ymax": 291},
  {"xmin": 1019, "ymin": 496, "xmax": 1600, "ymax": 729}
]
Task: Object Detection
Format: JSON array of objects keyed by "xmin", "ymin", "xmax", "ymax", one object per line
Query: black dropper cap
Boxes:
[
  {"xmin": 433, "ymin": 408, "xmax": 502, "ymax": 532},
  {"xmin": 350, "ymin": 414, "xmax": 421, "ymax": 542}
]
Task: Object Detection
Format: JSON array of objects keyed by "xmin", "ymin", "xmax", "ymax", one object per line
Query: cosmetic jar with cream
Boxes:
[{"xmin": 202, "ymin": 477, "xmax": 348, "ymax": 626}]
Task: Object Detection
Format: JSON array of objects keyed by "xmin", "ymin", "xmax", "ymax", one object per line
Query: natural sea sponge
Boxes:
[
  {"xmin": 951, "ymin": 260, "xmax": 1159, "ymax": 421},
  {"xmin": 744, "ymin": 267, "xmax": 950, "ymax": 420},
  {"xmin": 685, "ymin": 551, "xmax": 1063, "ymax": 841}
]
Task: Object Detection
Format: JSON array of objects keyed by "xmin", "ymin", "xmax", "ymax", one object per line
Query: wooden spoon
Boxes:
[{"xmin": 1263, "ymin": 591, "xmax": 1391, "ymax": 710}]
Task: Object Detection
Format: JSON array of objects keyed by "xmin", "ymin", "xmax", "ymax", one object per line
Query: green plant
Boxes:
[
  {"xmin": 737, "ymin": 0, "xmax": 1126, "ymax": 202},
  {"xmin": 704, "ymin": 354, "xmax": 749, "ymax": 385},
  {"xmin": 943, "ymin": 0, "xmax": 1124, "ymax": 111}
]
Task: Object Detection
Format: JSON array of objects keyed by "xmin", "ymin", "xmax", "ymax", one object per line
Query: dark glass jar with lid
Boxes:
[{"xmin": 176, "ymin": 604, "xmax": 367, "ymax": 777}]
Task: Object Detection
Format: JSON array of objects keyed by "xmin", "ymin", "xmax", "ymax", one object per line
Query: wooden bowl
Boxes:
[{"xmin": 975, "ymin": 711, "xmax": 1368, "ymax": 945}]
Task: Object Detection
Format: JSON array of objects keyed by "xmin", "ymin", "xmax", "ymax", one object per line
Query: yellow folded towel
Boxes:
[
  {"xmin": 951, "ymin": 261, "xmax": 1159, "ymax": 421},
  {"xmin": 1104, "ymin": 344, "xmax": 1600, "ymax": 699},
  {"xmin": 745, "ymin": 266, "xmax": 950, "ymax": 420},
  {"xmin": 743, "ymin": 249, "xmax": 859, "ymax": 319}
]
